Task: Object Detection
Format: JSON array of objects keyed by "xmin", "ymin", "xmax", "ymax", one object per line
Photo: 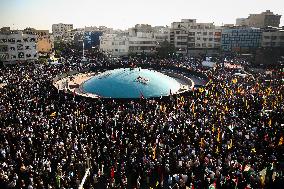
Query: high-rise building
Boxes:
[{"xmin": 236, "ymin": 10, "xmax": 281, "ymax": 28}]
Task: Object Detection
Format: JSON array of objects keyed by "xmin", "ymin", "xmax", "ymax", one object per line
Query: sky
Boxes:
[{"xmin": 0, "ymin": 0, "xmax": 283, "ymax": 31}]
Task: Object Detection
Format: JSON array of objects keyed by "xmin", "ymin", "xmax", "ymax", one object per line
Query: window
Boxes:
[
  {"xmin": 271, "ymin": 36, "xmax": 277, "ymax": 40},
  {"xmin": 209, "ymin": 32, "xmax": 213, "ymax": 35},
  {"xmin": 203, "ymin": 32, "xmax": 207, "ymax": 35}
]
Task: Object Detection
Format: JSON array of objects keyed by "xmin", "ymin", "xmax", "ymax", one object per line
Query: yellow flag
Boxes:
[
  {"xmin": 156, "ymin": 181, "xmax": 159, "ymax": 187},
  {"xmin": 200, "ymin": 138, "xmax": 205, "ymax": 148},
  {"xmin": 279, "ymin": 137, "xmax": 283, "ymax": 146},
  {"xmin": 217, "ymin": 130, "xmax": 221, "ymax": 143},
  {"xmin": 50, "ymin": 112, "xmax": 56, "ymax": 117},
  {"xmin": 152, "ymin": 146, "xmax": 156, "ymax": 160},
  {"xmin": 268, "ymin": 119, "xmax": 272, "ymax": 127},
  {"xmin": 251, "ymin": 148, "xmax": 256, "ymax": 153},
  {"xmin": 232, "ymin": 78, "xmax": 237, "ymax": 84},
  {"xmin": 216, "ymin": 146, "xmax": 219, "ymax": 154},
  {"xmin": 228, "ymin": 139, "xmax": 233, "ymax": 149},
  {"xmin": 139, "ymin": 113, "xmax": 143, "ymax": 121},
  {"xmin": 225, "ymin": 106, "xmax": 228, "ymax": 112}
]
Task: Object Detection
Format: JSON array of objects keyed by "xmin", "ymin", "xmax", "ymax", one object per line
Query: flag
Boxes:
[
  {"xmin": 251, "ymin": 148, "xmax": 256, "ymax": 153},
  {"xmin": 268, "ymin": 119, "xmax": 272, "ymax": 127},
  {"xmin": 199, "ymin": 87, "xmax": 204, "ymax": 93},
  {"xmin": 50, "ymin": 112, "xmax": 56, "ymax": 117},
  {"xmin": 156, "ymin": 181, "xmax": 159, "ymax": 187},
  {"xmin": 216, "ymin": 146, "xmax": 219, "ymax": 154},
  {"xmin": 228, "ymin": 139, "xmax": 233, "ymax": 149},
  {"xmin": 217, "ymin": 129, "xmax": 221, "ymax": 143},
  {"xmin": 232, "ymin": 78, "xmax": 237, "ymax": 84},
  {"xmin": 200, "ymin": 138, "xmax": 205, "ymax": 148},
  {"xmin": 278, "ymin": 137, "xmax": 283, "ymax": 146},
  {"xmin": 152, "ymin": 146, "xmax": 156, "ymax": 160},
  {"xmin": 244, "ymin": 164, "xmax": 251, "ymax": 172}
]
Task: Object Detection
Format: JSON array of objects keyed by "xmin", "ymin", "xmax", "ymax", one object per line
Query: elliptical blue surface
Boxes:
[{"xmin": 82, "ymin": 68, "xmax": 181, "ymax": 98}]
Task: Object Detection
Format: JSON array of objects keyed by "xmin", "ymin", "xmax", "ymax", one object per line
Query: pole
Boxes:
[{"xmin": 78, "ymin": 168, "xmax": 90, "ymax": 189}]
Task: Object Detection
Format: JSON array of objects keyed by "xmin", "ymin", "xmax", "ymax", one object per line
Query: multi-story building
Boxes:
[
  {"xmin": 0, "ymin": 28, "xmax": 38, "ymax": 63},
  {"xmin": 52, "ymin": 23, "xmax": 73, "ymax": 40},
  {"xmin": 236, "ymin": 18, "xmax": 248, "ymax": 26},
  {"xmin": 99, "ymin": 34, "xmax": 129, "ymax": 57},
  {"xmin": 153, "ymin": 26, "xmax": 170, "ymax": 44},
  {"xmin": 170, "ymin": 19, "xmax": 222, "ymax": 56},
  {"xmin": 236, "ymin": 10, "xmax": 281, "ymax": 28},
  {"xmin": 99, "ymin": 24, "xmax": 159, "ymax": 56},
  {"xmin": 24, "ymin": 28, "xmax": 54, "ymax": 54},
  {"xmin": 128, "ymin": 24, "xmax": 157, "ymax": 54},
  {"xmin": 221, "ymin": 27, "xmax": 262, "ymax": 52},
  {"xmin": 261, "ymin": 27, "xmax": 284, "ymax": 48}
]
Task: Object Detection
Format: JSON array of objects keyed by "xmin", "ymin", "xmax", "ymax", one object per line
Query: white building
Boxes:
[
  {"xmin": 128, "ymin": 24, "xmax": 157, "ymax": 54},
  {"xmin": 153, "ymin": 26, "xmax": 170, "ymax": 44},
  {"xmin": 99, "ymin": 24, "xmax": 160, "ymax": 56},
  {"xmin": 99, "ymin": 34, "xmax": 129, "ymax": 57},
  {"xmin": 0, "ymin": 28, "xmax": 38, "ymax": 63},
  {"xmin": 52, "ymin": 23, "xmax": 73, "ymax": 40},
  {"xmin": 170, "ymin": 19, "xmax": 222, "ymax": 56},
  {"xmin": 261, "ymin": 27, "xmax": 284, "ymax": 47}
]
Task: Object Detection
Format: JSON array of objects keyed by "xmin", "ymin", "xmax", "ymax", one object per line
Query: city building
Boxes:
[
  {"xmin": 128, "ymin": 24, "xmax": 157, "ymax": 54},
  {"xmin": 236, "ymin": 18, "xmax": 248, "ymax": 26},
  {"xmin": 170, "ymin": 19, "xmax": 222, "ymax": 56},
  {"xmin": 221, "ymin": 27, "xmax": 262, "ymax": 52},
  {"xmin": 99, "ymin": 34, "xmax": 129, "ymax": 57},
  {"xmin": 153, "ymin": 26, "xmax": 170, "ymax": 44},
  {"xmin": 261, "ymin": 27, "xmax": 284, "ymax": 48},
  {"xmin": 99, "ymin": 24, "xmax": 159, "ymax": 56},
  {"xmin": 84, "ymin": 31, "xmax": 103, "ymax": 49},
  {"xmin": 0, "ymin": 28, "xmax": 38, "ymax": 63},
  {"xmin": 24, "ymin": 28, "xmax": 54, "ymax": 54},
  {"xmin": 52, "ymin": 23, "xmax": 73, "ymax": 40},
  {"xmin": 236, "ymin": 10, "xmax": 281, "ymax": 28}
]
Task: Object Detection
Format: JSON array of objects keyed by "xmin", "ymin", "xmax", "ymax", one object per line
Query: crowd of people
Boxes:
[{"xmin": 0, "ymin": 52, "xmax": 283, "ymax": 189}]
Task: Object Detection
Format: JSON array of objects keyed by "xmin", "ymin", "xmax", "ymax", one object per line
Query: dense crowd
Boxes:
[{"xmin": 0, "ymin": 54, "xmax": 283, "ymax": 189}]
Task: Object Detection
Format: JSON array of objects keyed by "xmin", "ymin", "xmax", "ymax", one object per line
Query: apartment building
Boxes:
[
  {"xmin": 170, "ymin": 19, "xmax": 222, "ymax": 56},
  {"xmin": 236, "ymin": 10, "xmax": 281, "ymax": 28},
  {"xmin": 52, "ymin": 23, "xmax": 73, "ymax": 40},
  {"xmin": 0, "ymin": 28, "xmax": 38, "ymax": 63},
  {"xmin": 24, "ymin": 28, "xmax": 54, "ymax": 54},
  {"xmin": 261, "ymin": 27, "xmax": 284, "ymax": 48},
  {"xmin": 99, "ymin": 34, "xmax": 129, "ymax": 57}
]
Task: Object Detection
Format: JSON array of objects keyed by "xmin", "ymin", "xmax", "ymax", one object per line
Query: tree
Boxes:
[{"xmin": 156, "ymin": 40, "xmax": 176, "ymax": 58}]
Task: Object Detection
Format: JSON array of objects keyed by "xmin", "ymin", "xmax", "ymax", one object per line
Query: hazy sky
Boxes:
[{"xmin": 0, "ymin": 0, "xmax": 283, "ymax": 31}]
